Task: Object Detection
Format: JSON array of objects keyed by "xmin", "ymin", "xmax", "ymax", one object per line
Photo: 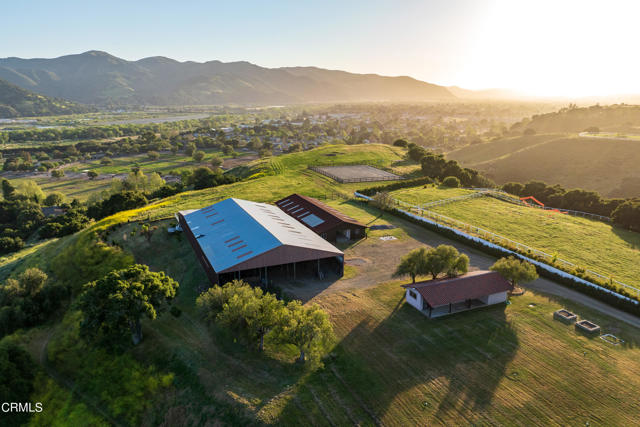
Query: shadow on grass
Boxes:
[{"xmin": 277, "ymin": 300, "xmax": 519, "ymax": 424}]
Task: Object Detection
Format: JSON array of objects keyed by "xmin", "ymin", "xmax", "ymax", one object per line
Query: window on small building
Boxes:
[{"xmin": 409, "ymin": 290, "xmax": 418, "ymax": 300}]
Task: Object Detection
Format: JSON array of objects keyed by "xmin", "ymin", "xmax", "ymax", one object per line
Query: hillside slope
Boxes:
[
  {"xmin": 448, "ymin": 135, "xmax": 640, "ymax": 197},
  {"xmin": 0, "ymin": 51, "xmax": 454, "ymax": 105},
  {"xmin": 0, "ymin": 78, "xmax": 93, "ymax": 118}
]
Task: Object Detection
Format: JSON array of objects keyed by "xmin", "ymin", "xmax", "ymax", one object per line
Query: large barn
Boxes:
[
  {"xmin": 177, "ymin": 198, "xmax": 344, "ymax": 285},
  {"xmin": 275, "ymin": 194, "xmax": 366, "ymax": 241},
  {"xmin": 403, "ymin": 271, "xmax": 512, "ymax": 318}
]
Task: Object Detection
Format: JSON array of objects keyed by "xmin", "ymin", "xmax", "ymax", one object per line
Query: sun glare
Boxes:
[{"xmin": 462, "ymin": 0, "xmax": 640, "ymax": 97}]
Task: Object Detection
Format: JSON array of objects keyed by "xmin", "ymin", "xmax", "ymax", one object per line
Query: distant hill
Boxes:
[
  {"xmin": 446, "ymin": 86, "xmax": 520, "ymax": 100},
  {"xmin": 0, "ymin": 78, "xmax": 93, "ymax": 118},
  {"xmin": 0, "ymin": 51, "xmax": 454, "ymax": 106},
  {"xmin": 511, "ymin": 104, "xmax": 640, "ymax": 133},
  {"xmin": 448, "ymin": 134, "xmax": 640, "ymax": 197}
]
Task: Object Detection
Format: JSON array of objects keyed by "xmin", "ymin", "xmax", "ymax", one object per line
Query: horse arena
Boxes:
[{"xmin": 310, "ymin": 165, "xmax": 402, "ymax": 183}]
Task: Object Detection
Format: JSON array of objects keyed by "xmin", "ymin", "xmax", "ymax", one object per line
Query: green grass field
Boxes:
[
  {"xmin": 389, "ymin": 185, "xmax": 476, "ymax": 205},
  {"xmin": 390, "ymin": 188, "xmax": 640, "ymax": 286}
]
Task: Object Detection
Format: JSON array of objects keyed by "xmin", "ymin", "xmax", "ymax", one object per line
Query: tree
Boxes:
[
  {"xmin": 442, "ymin": 176, "xmax": 460, "ymax": 188},
  {"xmin": 423, "ymin": 245, "xmax": 468, "ymax": 279},
  {"xmin": 75, "ymin": 264, "xmax": 179, "ymax": 347},
  {"xmin": 523, "ymin": 128, "xmax": 536, "ymax": 135},
  {"xmin": 16, "ymin": 180, "xmax": 45, "ymax": 204},
  {"xmin": 276, "ymin": 301, "xmax": 334, "ymax": 363},
  {"xmin": 51, "ymin": 169, "xmax": 65, "ymax": 178},
  {"xmin": 393, "ymin": 247, "xmax": 426, "ymax": 283},
  {"xmin": 185, "ymin": 143, "xmax": 196, "ymax": 156},
  {"xmin": 1, "ymin": 179, "xmax": 16, "ymax": 200},
  {"xmin": 87, "ymin": 170, "xmax": 99, "ymax": 180},
  {"xmin": 372, "ymin": 191, "xmax": 394, "ymax": 211},
  {"xmin": 44, "ymin": 192, "xmax": 65, "ymax": 206},
  {"xmin": 210, "ymin": 155, "xmax": 223, "ymax": 170},
  {"xmin": 393, "ymin": 139, "xmax": 408, "ymax": 148},
  {"xmin": 140, "ymin": 223, "xmax": 158, "ymax": 243},
  {"xmin": 192, "ymin": 150, "xmax": 205, "ymax": 162},
  {"xmin": 100, "ymin": 156, "xmax": 113, "ymax": 165},
  {"xmin": 490, "ymin": 257, "xmax": 538, "ymax": 292},
  {"xmin": 147, "ymin": 151, "xmax": 160, "ymax": 160},
  {"xmin": 17, "ymin": 268, "xmax": 48, "ymax": 297},
  {"xmin": 394, "ymin": 245, "xmax": 469, "ymax": 283},
  {"xmin": 196, "ymin": 280, "xmax": 250, "ymax": 322},
  {"xmin": 612, "ymin": 201, "xmax": 640, "ymax": 231},
  {"xmin": 216, "ymin": 285, "xmax": 285, "ymax": 351},
  {"xmin": 0, "ymin": 338, "xmax": 37, "ymax": 426}
]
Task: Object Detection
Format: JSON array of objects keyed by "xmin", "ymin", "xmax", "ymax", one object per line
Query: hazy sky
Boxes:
[{"xmin": 2, "ymin": 0, "xmax": 638, "ymax": 97}]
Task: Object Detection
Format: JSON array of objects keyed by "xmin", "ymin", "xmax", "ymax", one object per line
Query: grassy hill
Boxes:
[
  {"xmin": 0, "ymin": 78, "xmax": 92, "ymax": 118},
  {"xmin": 390, "ymin": 188, "xmax": 640, "ymax": 287},
  {"xmin": 448, "ymin": 135, "xmax": 640, "ymax": 197},
  {"xmin": 511, "ymin": 104, "xmax": 640, "ymax": 133},
  {"xmin": 4, "ymin": 144, "xmax": 640, "ymax": 425}
]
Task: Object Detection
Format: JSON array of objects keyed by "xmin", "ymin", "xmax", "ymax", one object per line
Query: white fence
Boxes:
[{"xmin": 354, "ymin": 191, "xmax": 640, "ymax": 299}]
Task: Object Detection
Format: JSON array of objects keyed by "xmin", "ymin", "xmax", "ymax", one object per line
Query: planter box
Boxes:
[
  {"xmin": 575, "ymin": 320, "xmax": 601, "ymax": 336},
  {"xmin": 553, "ymin": 309, "xmax": 577, "ymax": 324}
]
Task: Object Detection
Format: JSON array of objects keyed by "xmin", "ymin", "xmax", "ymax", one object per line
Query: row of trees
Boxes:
[
  {"xmin": 196, "ymin": 281, "xmax": 334, "ymax": 362},
  {"xmin": 402, "ymin": 142, "xmax": 494, "ymax": 188},
  {"xmin": 502, "ymin": 180, "xmax": 639, "ymax": 230}
]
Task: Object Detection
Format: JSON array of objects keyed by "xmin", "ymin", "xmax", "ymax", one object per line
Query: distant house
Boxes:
[
  {"xmin": 41, "ymin": 206, "xmax": 66, "ymax": 217},
  {"xmin": 403, "ymin": 270, "xmax": 512, "ymax": 318},
  {"xmin": 275, "ymin": 194, "xmax": 366, "ymax": 241}
]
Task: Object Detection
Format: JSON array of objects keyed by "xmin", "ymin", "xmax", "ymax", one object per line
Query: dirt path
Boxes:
[{"xmin": 289, "ymin": 212, "xmax": 640, "ymax": 329}]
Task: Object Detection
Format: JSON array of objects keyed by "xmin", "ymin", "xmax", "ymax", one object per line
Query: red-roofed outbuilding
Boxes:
[
  {"xmin": 275, "ymin": 194, "xmax": 366, "ymax": 241},
  {"xmin": 403, "ymin": 270, "xmax": 512, "ymax": 318}
]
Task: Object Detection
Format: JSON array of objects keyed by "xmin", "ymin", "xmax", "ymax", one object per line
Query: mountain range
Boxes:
[
  {"xmin": 0, "ymin": 51, "xmax": 454, "ymax": 107},
  {"xmin": 0, "ymin": 78, "xmax": 93, "ymax": 118}
]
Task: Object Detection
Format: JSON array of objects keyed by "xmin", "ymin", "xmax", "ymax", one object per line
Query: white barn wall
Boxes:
[{"xmin": 405, "ymin": 289, "xmax": 423, "ymax": 310}]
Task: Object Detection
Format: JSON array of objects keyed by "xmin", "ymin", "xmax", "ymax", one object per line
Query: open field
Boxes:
[
  {"xmin": 390, "ymin": 188, "xmax": 640, "ymax": 286},
  {"xmin": 6, "ymin": 149, "xmax": 252, "ymax": 201},
  {"xmin": 389, "ymin": 185, "xmax": 476, "ymax": 205},
  {"xmin": 93, "ymin": 199, "xmax": 640, "ymax": 425},
  {"xmin": 5, "ymin": 143, "xmax": 640, "ymax": 424},
  {"xmin": 449, "ymin": 135, "xmax": 640, "ymax": 197}
]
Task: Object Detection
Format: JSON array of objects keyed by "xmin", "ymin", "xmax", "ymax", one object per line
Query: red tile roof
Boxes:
[
  {"xmin": 403, "ymin": 270, "xmax": 512, "ymax": 307},
  {"xmin": 275, "ymin": 194, "xmax": 365, "ymax": 234}
]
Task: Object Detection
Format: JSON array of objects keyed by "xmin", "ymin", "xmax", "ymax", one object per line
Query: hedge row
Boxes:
[
  {"xmin": 357, "ymin": 197, "xmax": 640, "ymax": 317},
  {"xmin": 357, "ymin": 176, "xmax": 436, "ymax": 196}
]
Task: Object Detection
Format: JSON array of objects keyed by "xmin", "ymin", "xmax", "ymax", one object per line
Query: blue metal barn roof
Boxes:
[{"xmin": 180, "ymin": 198, "xmax": 343, "ymax": 273}]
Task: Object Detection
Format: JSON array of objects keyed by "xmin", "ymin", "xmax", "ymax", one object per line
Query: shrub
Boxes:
[{"xmin": 442, "ymin": 176, "xmax": 460, "ymax": 188}]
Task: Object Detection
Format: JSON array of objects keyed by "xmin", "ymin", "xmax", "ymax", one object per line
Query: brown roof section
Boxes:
[
  {"xmin": 275, "ymin": 194, "xmax": 365, "ymax": 234},
  {"xmin": 403, "ymin": 270, "xmax": 512, "ymax": 307}
]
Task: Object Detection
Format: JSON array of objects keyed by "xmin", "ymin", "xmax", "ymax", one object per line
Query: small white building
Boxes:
[{"xmin": 403, "ymin": 270, "xmax": 512, "ymax": 318}]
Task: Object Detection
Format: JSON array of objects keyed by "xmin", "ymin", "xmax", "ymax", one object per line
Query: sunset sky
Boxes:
[{"xmin": 3, "ymin": 0, "xmax": 638, "ymax": 97}]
